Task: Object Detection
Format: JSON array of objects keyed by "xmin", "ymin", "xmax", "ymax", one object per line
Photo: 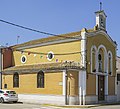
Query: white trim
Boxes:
[
  {"xmin": 83, "ymin": 71, "xmax": 86, "ymax": 105},
  {"xmin": 21, "ymin": 55, "xmax": 27, "ymax": 64},
  {"xmin": 98, "ymin": 44, "xmax": 108, "ymax": 73},
  {"xmin": 96, "ymin": 75, "xmax": 98, "ymax": 95},
  {"xmin": 79, "ymin": 71, "xmax": 83, "ymax": 105},
  {"xmin": 92, "ymin": 72, "xmax": 109, "ymax": 76},
  {"xmin": 91, "ymin": 45, "xmax": 97, "ymax": 73},
  {"xmin": 86, "ymin": 30, "xmax": 117, "ymax": 47},
  {"xmin": 16, "ymin": 36, "xmax": 82, "ymax": 50},
  {"xmin": 81, "ymin": 31, "xmax": 86, "ymax": 68},
  {"xmin": 108, "ymin": 51, "xmax": 113, "ymax": 76},
  {"xmin": 105, "ymin": 95, "xmax": 117, "ymax": 102},
  {"xmin": 18, "ymin": 94, "xmax": 65, "ymax": 105},
  {"xmin": 105, "ymin": 75, "xmax": 108, "ymax": 95},
  {"xmin": 85, "ymin": 95, "xmax": 98, "ymax": 104},
  {"xmin": 47, "ymin": 51, "xmax": 54, "ymax": 61},
  {"xmin": 79, "ymin": 70, "xmax": 86, "ymax": 105}
]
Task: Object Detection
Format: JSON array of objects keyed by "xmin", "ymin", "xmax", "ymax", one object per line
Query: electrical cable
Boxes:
[
  {"xmin": 0, "ymin": 19, "xmax": 80, "ymax": 40},
  {"xmin": 14, "ymin": 48, "xmax": 82, "ymax": 56}
]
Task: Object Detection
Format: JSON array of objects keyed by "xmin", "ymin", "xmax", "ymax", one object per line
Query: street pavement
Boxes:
[{"xmin": 0, "ymin": 103, "xmax": 120, "ymax": 109}]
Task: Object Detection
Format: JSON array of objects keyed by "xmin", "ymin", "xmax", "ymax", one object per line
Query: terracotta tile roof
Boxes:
[
  {"xmin": 12, "ymin": 31, "xmax": 82, "ymax": 49},
  {"xmin": 11, "ymin": 28, "xmax": 96, "ymax": 49},
  {"xmin": 3, "ymin": 62, "xmax": 84, "ymax": 74}
]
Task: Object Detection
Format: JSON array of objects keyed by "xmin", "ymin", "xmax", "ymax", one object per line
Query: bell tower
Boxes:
[{"xmin": 95, "ymin": 2, "xmax": 107, "ymax": 31}]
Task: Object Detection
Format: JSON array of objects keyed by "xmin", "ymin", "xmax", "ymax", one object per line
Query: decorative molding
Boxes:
[
  {"xmin": 86, "ymin": 30, "xmax": 117, "ymax": 47},
  {"xmin": 16, "ymin": 36, "xmax": 81, "ymax": 50},
  {"xmin": 91, "ymin": 45, "xmax": 97, "ymax": 73}
]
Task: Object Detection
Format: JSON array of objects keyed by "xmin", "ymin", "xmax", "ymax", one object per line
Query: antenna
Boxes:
[
  {"xmin": 100, "ymin": 2, "xmax": 102, "ymax": 11},
  {"xmin": 5, "ymin": 43, "xmax": 8, "ymax": 47},
  {"xmin": 17, "ymin": 36, "xmax": 20, "ymax": 44}
]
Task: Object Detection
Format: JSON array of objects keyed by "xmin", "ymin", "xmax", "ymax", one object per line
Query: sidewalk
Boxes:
[{"xmin": 24, "ymin": 101, "xmax": 120, "ymax": 108}]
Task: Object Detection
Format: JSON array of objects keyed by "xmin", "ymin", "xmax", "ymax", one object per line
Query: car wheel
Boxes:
[{"xmin": 0, "ymin": 98, "xmax": 4, "ymax": 103}]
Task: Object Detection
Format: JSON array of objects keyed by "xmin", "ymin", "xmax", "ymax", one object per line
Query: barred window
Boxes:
[
  {"xmin": 13, "ymin": 72, "xmax": 19, "ymax": 88},
  {"xmin": 37, "ymin": 71, "xmax": 44, "ymax": 88}
]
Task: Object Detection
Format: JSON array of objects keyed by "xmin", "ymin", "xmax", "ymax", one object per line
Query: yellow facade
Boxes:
[
  {"xmin": 86, "ymin": 74, "xmax": 96, "ymax": 95},
  {"xmin": 87, "ymin": 34, "xmax": 116, "ymax": 75},
  {"xmin": 12, "ymin": 41, "xmax": 81, "ymax": 66},
  {"xmin": 67, "ymin": 71, "xmax": 79, "ymax": 96},
  {"xmin": 86, "ymin": 33, "xmax": 116, "ymax": 95},
  {"xmin": 3, "ymin": 72, "xmax": 63, "ymax": 95},
  {"xmin": 1, "ymin": 10, "xmax": 117, "ymax": 105},
  {"xmin": 2, "ymin": 28, "xmax": 117, "ymax": 105}
]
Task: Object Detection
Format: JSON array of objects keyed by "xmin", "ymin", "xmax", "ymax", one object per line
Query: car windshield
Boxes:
[{"xmin": 6, "ymin": 91, "xmax": 16, "ymax": 94}]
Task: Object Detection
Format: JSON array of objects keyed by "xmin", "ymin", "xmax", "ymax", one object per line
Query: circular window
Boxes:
[
  {"xmin": 21, "ymin": 55, "xmax": 27, "ymax": 63},
  {"xmin": 47, "ymin": 52, "xmax": 54, "ymax": 61}
]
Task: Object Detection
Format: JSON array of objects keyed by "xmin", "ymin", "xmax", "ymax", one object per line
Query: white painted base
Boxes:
[
  {"xmin": 85, "ymin": 95, "xmax": 98, "ymax": 104},
  {"xmin": 105, "ymin": 95, "xmax": 117, "ymax": 103},
  {"xmin": 18, "ymin": 94, "xmax": 65, "ymax": 105},
  {"xmin": 18, "ymin": 94, "xmax": 117, "ymax": 105},
  {"xmin": 67, "ymin": 96, "xmax": 79, "ymax": 105}
]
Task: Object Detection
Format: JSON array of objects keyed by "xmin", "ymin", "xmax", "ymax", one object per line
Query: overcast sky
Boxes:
[{"xmin": 0, "ymin": 0, "xmax": 119, "ymax": 56}]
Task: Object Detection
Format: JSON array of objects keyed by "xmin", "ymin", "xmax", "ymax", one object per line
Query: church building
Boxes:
[{"xmin": 2, "ymin": 10, "xmax": 117, "ymax": 105}]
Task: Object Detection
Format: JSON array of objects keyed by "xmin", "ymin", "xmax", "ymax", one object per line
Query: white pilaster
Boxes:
[
  {"xmin": 105, "ymin": 75, "xmax": 108, "ymax": 95},
  {"xmin": 81, "ymin": 29, "xmax": 87, "ymax": 68},
  {"xmin": 96, "ymin": 75, "xmax": 98, "ymax": 95},
  {"xmin": 79, "ymin": 71, "xmax": 83, "ymax": 105},
  {"xmin": 79, "ymin": 70, "xmax": 86, "ymax": 105},
  {"xmin": 83, "ymin": 71, "xmax": 86, "ymax": 105}
]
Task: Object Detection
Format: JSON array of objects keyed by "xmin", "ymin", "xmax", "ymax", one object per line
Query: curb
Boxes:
[{"xmin": 22, "ymin": 101, "xmax": 120, "ymax": 108}]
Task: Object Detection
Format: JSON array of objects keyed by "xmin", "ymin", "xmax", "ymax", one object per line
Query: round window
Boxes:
[
  {"xmin": 21, "ymin": 55, "xmax": 27, "ymax": 63},
  {"xmin": 47, "ymin": 52, "xmax": 54, "ymax": 61}
]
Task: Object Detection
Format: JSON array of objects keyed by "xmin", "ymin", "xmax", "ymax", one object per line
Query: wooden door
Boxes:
[{"xmin": 98, "ymin": 75, "xmax": 105, "ymax": 101}]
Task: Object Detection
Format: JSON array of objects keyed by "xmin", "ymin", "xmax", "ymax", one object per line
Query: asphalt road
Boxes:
[{"xmin": 0, "ymin": 103, "xmax": 120, "ymax": 109}]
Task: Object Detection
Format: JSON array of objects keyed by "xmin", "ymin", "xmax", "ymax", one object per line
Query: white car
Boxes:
[{"xmin": 0, "ymin": 89, "xmax": 18, "ymax": 103}]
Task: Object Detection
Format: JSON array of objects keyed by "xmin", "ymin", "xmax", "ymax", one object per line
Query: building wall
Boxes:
[
  {"xmin": 86, "ymin": 74, "xmax": 96, "ymax": 95},
  {"xmin": 108, "ymin": 76, "xmax": 115, "ymax": 95},
  {"xmin": 12, "ymin": 41, "xmax": 81, "ymax": 66},
  {"xmin": 3, "ymin": 48, "xmax": 12, "ymax": 69},
  {"xmin": 67, "ymin": 71, "xmax": 79, "ymax": 96},
  {"xmin": 87, "ymin": 33, "xmax": 116, "ymax": 76},
  {"xmin": 2, "ymin": 72, "xmax": 63, "ymax": 95},
  {"xmin": 86, "ymin": 33, "xmax": 116, "ymax": 96}
]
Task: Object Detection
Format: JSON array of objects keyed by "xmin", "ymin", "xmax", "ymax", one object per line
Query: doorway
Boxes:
[{"xmin": 98, "ymin": 75, "xmax": 105, "ymax": 101}]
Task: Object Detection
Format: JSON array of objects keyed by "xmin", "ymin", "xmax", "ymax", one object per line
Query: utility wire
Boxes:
[
  {"xmin": 0, "ymin": 19, "xmax": 80, "ymax": 40},
  {"xmin": 14, "ymin": 48, "xmax": 81, "ymax": 55}
]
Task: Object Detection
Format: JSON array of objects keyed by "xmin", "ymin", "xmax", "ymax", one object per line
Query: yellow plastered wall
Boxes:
[
  {"xmin": 67, "ymin": 71, "xmax": 79, "ymax": 96},
  {"xmin": 86, "ymin": 34, "xmax": 116, "ymax": 96},
  {"xmin": 2, "ymin": 72, "xmax": 63, "ymax": 95},
  {"xmin": 86, "ymin": 74, "xmax": 96, "ymax": 95},
  {"xmin": 87, "ymin": 34, "xmax": 116, "ymax": 76},
  {"xmin": 12, "ymin": 41, "xmax": 81, "ymax": 66},
  {"xmin": 108, "ymin": 76, "xmax": 115, "ymax": 95}
]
